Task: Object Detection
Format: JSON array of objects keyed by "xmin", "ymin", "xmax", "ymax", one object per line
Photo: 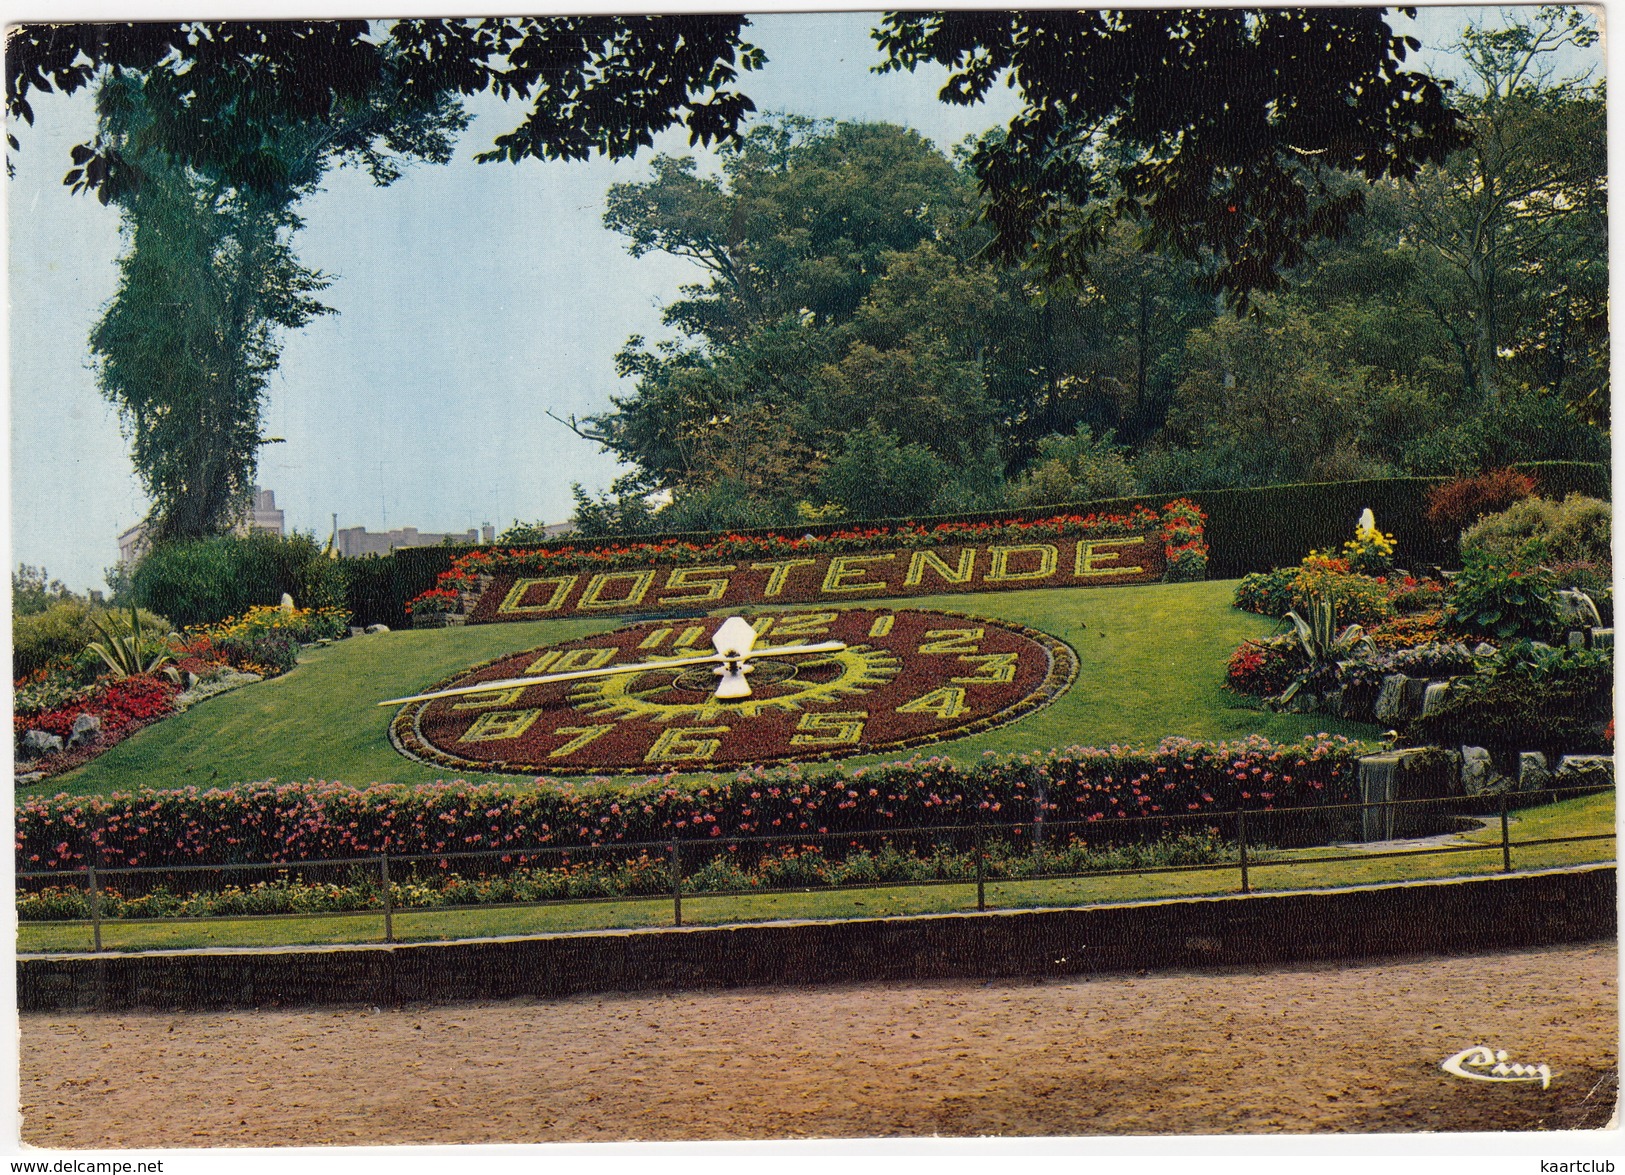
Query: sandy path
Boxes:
[{"xmin": 20, "ymin": 942, "xmax": 1618, "ymax": 1146}]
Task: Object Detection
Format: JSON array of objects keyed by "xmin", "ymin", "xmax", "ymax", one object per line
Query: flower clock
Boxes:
[{"xmin": 384, "ymin": 607, "xmax": 1077, "ymax": 774}]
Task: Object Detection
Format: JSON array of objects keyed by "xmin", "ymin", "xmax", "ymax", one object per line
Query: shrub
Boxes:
[
  {"xmin": 13, "ymin": 600, "xmax": 172, "ymax": 679},
  {"xmin": 1160, "ymin": 499, "xmax": 1209, "ymax": 582},
  {"xmin": 1424, "ymin": 469, "xmax": 1536, "ymax": 533},
  {"xmin": 817, "ymin": 426, "xmax": 952, "ymax": 522},
  {"xmin": 1225, "ymin": 638, "xmax": 1299, "ymax": 697},
  {"xmin": 1007, "ymin": 425, "xmax": 1140, "ymax": 507},
  {"xmin": 1342, "ymin": 521, "xmax": 1396, "ymax": 575},
  {"xmin": 1233, "ymin": 567, "xmax": 1298, "ymax": 617},
  {"xmin": 1459, "ymin": 493, "xmax": 1611, "ymax": 567},
  {"xmin": 1443, "ymin": 550, "xmax": 1561, "ymax": 640},
  {"xmin": 1408, "ymin": 643, "xmax": 1612, "ymax": 756},
  {"xmin": 340, "ymin": 554, "xmax": 400, "ymax": 629},
  {"xmin": 132, "ymin": 532, "xmax": 347, "ymax": 629}
]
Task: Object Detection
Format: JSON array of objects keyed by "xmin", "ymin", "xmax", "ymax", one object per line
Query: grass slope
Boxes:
[{"xmin": 33, "ymin": 580, "xmax": 1373, "ymax": 798}]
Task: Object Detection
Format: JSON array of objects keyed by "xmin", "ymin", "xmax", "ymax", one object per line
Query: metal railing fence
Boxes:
[{"xmin": 15, "ymin": 784, "xmax": 1615, "ymax": 951}]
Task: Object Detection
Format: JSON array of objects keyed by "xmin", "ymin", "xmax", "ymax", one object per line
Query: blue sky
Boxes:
[{"xmin": 5, "ymin": 6, "xmax": 1605, "ymax": 592}]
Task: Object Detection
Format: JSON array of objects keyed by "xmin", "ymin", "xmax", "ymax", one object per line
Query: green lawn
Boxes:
[
  {"xmin": 18, "ymin": 791, "xmax": 1612, "ymax": 954},
  {"xmin": 28, "ymin": 580, "xmax": 1374, "ymax": 798}
]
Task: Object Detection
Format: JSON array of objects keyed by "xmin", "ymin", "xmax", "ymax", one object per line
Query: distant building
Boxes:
[
  {"xmin": 116, "ymin": 523, "xmax": 149, "ymax": 568},
  {"xmin": 244, "ymin": 487, "xmax": 284, "ymax": 536},
  {"xmin": 334, "ymin": 522, "xmax": 497, "ymax": 558},
  {"xmin": 116, "ymin": 486, "xmax": 286, "ymax": 566}
]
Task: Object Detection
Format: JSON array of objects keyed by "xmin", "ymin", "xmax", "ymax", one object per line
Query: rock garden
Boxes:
[{"xmin": 1224, "ymin": 470, "xmax": 1613, "ymax": 799}]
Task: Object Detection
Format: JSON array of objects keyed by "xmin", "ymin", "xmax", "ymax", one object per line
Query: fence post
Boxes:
[
  {"xmin": 86, "ymin": 864, "xmax": 102, "ymax": 953},
  {"xmin": 1237, "ymin": 809, "xmax": 1250, "ymax": 895},
  {"xmin": 974, "ymin": 823, "xmax": 986, "ymax": 912},
  {"xmin": 1500, "ymin": 792, "xmax": 1512, "ymax": 874},
  {"xmin": 670, "ymin": 837, "xmax": 683, "ymax": 927},
  {"xmin": 380, "ymin": 853, "xmax": 394, "ymax": 944}
]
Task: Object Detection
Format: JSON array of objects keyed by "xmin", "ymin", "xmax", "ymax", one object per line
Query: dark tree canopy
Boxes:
[
  {"xmin": 874, "ymin": 8, "xmax": 1469, "ymax": 303},
  {"xmin": 7, "ymin": 17, "xmax": 761, "ymax": 201},
  {"xmin": 9, "ymin": 11, "xmax": 1472, "ymax": 300}
]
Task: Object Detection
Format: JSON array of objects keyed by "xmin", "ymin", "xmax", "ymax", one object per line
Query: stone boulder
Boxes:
[
  {"xmin": 1517, "ymin": 751, "xmax": 1551, "ymax": 792},
  {"xmin": 1459, "ymin": 746, "xmax": 1496, "ymax": 796},
  {"xmin": 66, "ymin": 713, "xmax": 101, "ymax": 750},
  {"xmin": 1555, "ymin": 755, "xmax": 1614, "ymax": 788},
  {"xmin": 365, "ymin": 624, "xmax": 391, "ymax": 635},
  {"xmin": 17, "ymin": 730, "xmax": 63, "ymax": 761}
]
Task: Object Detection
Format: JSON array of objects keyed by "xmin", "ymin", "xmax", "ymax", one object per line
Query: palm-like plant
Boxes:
[
  {"xmin": 86, "ymin": 605, "xmax": 174, "ymax": 679},
  {"xmin": 1278, "ymin": 594, "xmax": 1376, "ymax": 704}
]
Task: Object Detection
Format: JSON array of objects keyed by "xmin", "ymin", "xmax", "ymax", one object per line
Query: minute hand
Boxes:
[{"xmin": 376, "ymin": 640, "xmax": 846, "ymax": 707}]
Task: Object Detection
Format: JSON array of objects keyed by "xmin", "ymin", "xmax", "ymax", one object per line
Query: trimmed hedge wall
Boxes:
[
  {"xmin": 1511, "ymin": 460, "xmax": 1611, "ymax": 502},
  {"xmin": 384, "ymin": 467, "xmax": 1610, "ymax": 616}
]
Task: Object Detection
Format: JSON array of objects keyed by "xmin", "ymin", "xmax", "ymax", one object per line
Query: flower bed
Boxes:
[
  {"xmin": 15, "ymin": 734, "xmax": 1366, "ymax": 872},
  {"xmin": 14, "ymin": 603, "xmax": 351, "ymax": 781},
  {"xmin": 410, "ymin": 501, "xmax": 1208, "ymax": 619}
]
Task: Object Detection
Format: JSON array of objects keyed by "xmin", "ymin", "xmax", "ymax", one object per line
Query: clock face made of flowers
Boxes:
[{"xmin": 388, "ymin": 607, "xmax": 1077, "ymax": 775}]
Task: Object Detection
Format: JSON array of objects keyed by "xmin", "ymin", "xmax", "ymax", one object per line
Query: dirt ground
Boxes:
[{"xmin": 19, "ymin": 941, "xmax": 1618, "ymax": 1146}]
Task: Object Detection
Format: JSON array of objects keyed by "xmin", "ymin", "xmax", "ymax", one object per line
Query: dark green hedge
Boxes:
[
  {"xmin": 339, "ymin": 554, "xmax": 406, "ymax": 630},
  {"xmin": 1510, "ymin": 461, "xmax": 1611, "ymax": 502}
]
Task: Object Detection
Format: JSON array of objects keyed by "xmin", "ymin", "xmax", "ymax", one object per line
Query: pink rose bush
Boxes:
[{"xmin": 18, "ymin": 735, "xmax": 1364, "ymax": 872}]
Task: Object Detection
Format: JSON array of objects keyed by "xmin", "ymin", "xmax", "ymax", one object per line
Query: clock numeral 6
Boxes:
[
  {"xmin": 789, "ymin": 710, "xmax": 868, "ymax": 747},
  {"xmin": 644, "ymin": 725, "xmax": 730, "ymax": 762}
]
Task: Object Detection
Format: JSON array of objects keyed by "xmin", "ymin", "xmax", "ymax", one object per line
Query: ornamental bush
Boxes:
[
  {"xmin": 1290, "ymin": 552, "xmax": 1393, "ymax": 627},
  {"xmin": 1443, "ymin": 550, "xmax": 1561, "ymax": 641},
  {"xmin": 1225, "ymin": 638, "xmax": 1300, "ymax": 697},
  {"xmin": 15, "ymin": 735, "xmax": 1366, "ymax": 872},
  {"xmin": 1459, "ymin": 493, "xmax": 1611, "ymax": 567},
  {"xmin": 1233, "ymin": 567, "xmax": 1298, "ymax": 616},
  {"xmin": 1424, "ymin": 468, "xmax": 1536, "ymax": 534}
]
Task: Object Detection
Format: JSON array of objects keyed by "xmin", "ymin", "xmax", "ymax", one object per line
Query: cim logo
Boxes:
[{"xmin": 1440, "ymin": 1044, "xmax": 1553, "ymax": 1089}]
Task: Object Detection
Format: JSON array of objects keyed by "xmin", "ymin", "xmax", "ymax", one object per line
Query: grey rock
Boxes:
[
  {"xmin": 1322, "ymin": 688, "xmax": 1344, "ymax": 717},
  {"xmin": 18, "ymin": 730, "xmax": 63, "ymax": 760},
  {"xmin": 1556, "ymin": 755, "xmax": 1615, "ymax": 787},
  {"xmin": 1518, "ymin": 751, "xmax": 1551, "ymax": 791},
  {"xmin": 1473, "ymin": 643, "xmax": 1498, "ymax": 658},
  {"xmin": 66, "ymin": 714, "xmax": 101, "ymax": 749},
  {"xmin": 365, "ymin": 623, "xmax": 391, "ymax": 635},
  {"xmin": 1568, "ymin": 630, "xmax": 1588, "ymax": 650},
  {"xmin": 348, "ymin": 627, "xmax": 366, "ymax": 638},
  {"xmin": 1371, "ymin": 679, "xmax": 1410, "ymax": 724},
  {"xmin": 1460, "ymin": 746, "xmax": 1493, "ymax": 795}
]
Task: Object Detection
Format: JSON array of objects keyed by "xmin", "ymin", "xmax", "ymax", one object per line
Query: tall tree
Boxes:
[
  {"xmin": 88, "ymin": 66, "xmax": 467, "ymax": 540},
  {"xmin": 1392, "ymin": 6, "xmax": 1605, "ymax": 411}
]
